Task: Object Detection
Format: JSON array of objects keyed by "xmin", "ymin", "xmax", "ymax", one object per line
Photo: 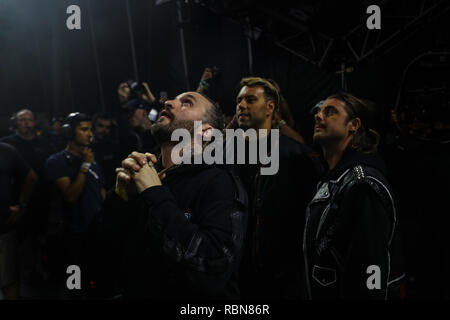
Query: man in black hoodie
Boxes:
[
  {"xmin": 303, "ymin": 92, "xmax": 405, "ymax": 299},
  {"xmin": 97, "ymin": 91, "xmax": 247, "ymax": 299}
]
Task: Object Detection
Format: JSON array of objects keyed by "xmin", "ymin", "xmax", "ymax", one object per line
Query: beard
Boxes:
[
  {"xmin": 19, "ymin": 127, "xmax": 33, "ymax": 137},
  {"xmin": 238, "ymin": 114, "xmax": 266, "ymax": 131},
  {"xmin": 150, "ymin": 118, "xmax": 196, "ymax": 146}
]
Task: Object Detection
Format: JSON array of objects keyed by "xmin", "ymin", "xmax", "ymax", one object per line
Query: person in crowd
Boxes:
[
  {"xmin": 196, "ymin": 67, "xmax": 214, "ymax": 94},
  {"xmin": 1, "ymin": 109, "xmax": 55, "ymax": 177},
  {"xmin": 0, "ymin": 142, "xmax": 37, "ymax": 300},
  {"xmin": 48, "ymin": 117, "xmax": 67, "ymax": 152},
  {"xmin": 116, "ymin": 81, "xmax": 160, "ymax": 161},
  {"xmin": 91, "ymin": 112, "xmax": 120, "ymax": 190},
  {"xmin": 303, "ymin": 92, "xmax": 405, "ymax": 299},
  {"xmin": 265, "ymin": 79, "xmax": 305, "ymax": 144},
  {"xmin": 266, "ymin": 79, "xmax": 296, "ymax": 128},
  {"xmin": 0, "ymin": 109, "xmax": 55, "ymax": 286},
  {"xmin": 231, "ymin": 77, "xmax": 321, "ymax": 299},
  {"xmin": 97, "ymin": 91, "xmax": 247, "ymax": 299},
  {"xmin": 44, "ymin": 112, "xmax": 105, "ymax": 298},
  {"xmin": 34, "ymin": 112, "xmax": 51, "ymax": 138}
]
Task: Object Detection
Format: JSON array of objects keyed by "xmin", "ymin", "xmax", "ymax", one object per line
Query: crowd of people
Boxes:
[{"xmin": 0, "ymin": 69, "xmax": 407, "ymax": 300}]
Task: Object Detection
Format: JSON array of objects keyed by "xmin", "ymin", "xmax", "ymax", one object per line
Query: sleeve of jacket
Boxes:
[
  {"xmin": 140, "ymin": 170, "xmax": 246, "ymax": 294},
  {"xmin": 339, "ymin": 181, "xmax": 394, "ymax": 299}
]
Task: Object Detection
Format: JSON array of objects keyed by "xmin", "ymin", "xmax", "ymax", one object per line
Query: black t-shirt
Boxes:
[
  {"xmin": 45, "ymin": 150, "xmax": 104, "ymax": 234},
  {"xmin": 0, "ymin": 142, "xmax": 30, "ymax": 232},
  {"xmin": 0, "ymin": 134, "xmax": 54, "ymax": 177},
  {"xmin": 1, "ymin": 134, "xmax": 56, "ymax": 228}
]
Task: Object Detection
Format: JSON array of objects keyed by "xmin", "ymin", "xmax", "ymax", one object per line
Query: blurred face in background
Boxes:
[
  {"xmin": 52, "ymin": 121, "xmax": 62, "ymax": 134},
  {"xmin": 118, "ymin": 82, "xmax": 131, "ymax": 103},
  {"xmin": 16, "ymin": 110, "xmax": 36, "ymax": 139},
  {"xmin": 94, "ymin": 118, "xmax": 112, "ymax": 141},
  {"xmin": 129, "ymin": 108, "xmax": 147, "ymax": 129}
]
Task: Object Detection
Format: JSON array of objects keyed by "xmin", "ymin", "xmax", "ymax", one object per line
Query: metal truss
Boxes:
[
  {"xmin": 345, "ymin": 0, "xmax": 450, "ymax": 63},
  {"xmin": 256, "ymin": 0, "xmax": 450, "ymax": 67}
]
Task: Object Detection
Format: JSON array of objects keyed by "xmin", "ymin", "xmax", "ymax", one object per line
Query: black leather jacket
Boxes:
[
  {"xmin": 96, "ymin": 164, "xmax": 248, "ymax": 299},
  {"xmin": 303, "ymin": 150, "xmax": 405, "ymax": 299}
]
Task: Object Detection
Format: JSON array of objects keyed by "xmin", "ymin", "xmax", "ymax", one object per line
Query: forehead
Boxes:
[
  {"xmin": 238, "ymin": 85, "xmax": 265, "ymax": 97},
  {"xmin": 321, "ymin": 98, "xmax": 347, "ymax": 112},
  {"xmin": 97, "ymin": 118, "xmax": 111, "ymax": 123},
  {"xmin": 76, "ymin": 121, "xmax": 92, "ymax": 128},
  {"xmin": 176, "ymin": 91, "xmax": 209, "ymax": 106},
  {"xmin": 17, "ymin": 111, "xmax": 34, "ymax": 119},
  {"xmin": 133, "ymin": 108, "xmax": 146, "ymax": 115},
  {"xmin": 95, "ymin": 118, "xmax": 111, "ymax": 127}
]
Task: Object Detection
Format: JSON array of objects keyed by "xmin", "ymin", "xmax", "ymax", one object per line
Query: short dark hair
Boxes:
[
  {"xmin": 327, "ymin": 92, "xmax": 380, "ymax": 154},
  {"xmin": 239, "ymin": 77, "xmax": 280, "ymax": 111},
  {"xmin": 92, "ymin": 112, "xmax": 113, "ymax": 128},
  {"xmin": 66, "ymin": 112, "xmax": 91, "ymax": 127},
  {"xmin": 199, "ymin": 93, "xmax": 224, "ymax": 131},
  {"xmin": 65, "ymin": 112, "xmax": 91, "ymax": 140}
]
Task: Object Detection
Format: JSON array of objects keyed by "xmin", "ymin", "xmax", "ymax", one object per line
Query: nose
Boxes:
[
  {"xmin": 164, "ymin": 99, "xmax": 178, "ymax": 111},
  {"xmin": 314, "ymin": 109, "xmax": 324, "ymax": 123},
  {"xmin": 237, "ymin": 100, "xmax": 247, "ymax": 112}
]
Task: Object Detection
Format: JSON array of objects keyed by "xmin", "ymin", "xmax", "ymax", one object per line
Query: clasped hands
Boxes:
[{"xmin": 116, "ymin": 152, "xmax": 166, "ymax": 194}]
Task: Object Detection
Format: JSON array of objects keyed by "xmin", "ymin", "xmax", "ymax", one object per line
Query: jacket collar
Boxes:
[
  {"xmin": 162, "ymin": 162, "xmax": 222, "ymax": 183},
  {"xmin": 323, "ymin": 149, "xmax": 386, "ymax": 181}
]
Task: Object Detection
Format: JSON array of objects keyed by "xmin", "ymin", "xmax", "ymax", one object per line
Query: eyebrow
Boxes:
[
  {"xmin": 311, "ymin": 104, "xmax": 338, "ymax": 115},
  {"xmin": 179, "ymin": 94, "xmax": 197, "ymax": 102},
  {"xmin": 236, "ymin": 94, "xmax": 257, "ymax": 101}
]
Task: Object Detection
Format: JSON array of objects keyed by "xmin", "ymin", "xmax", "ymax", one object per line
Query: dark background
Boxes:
[
  {"xmin": 1, "ymin": 0, "xmax": 450, "ymax": 298},
  {"xmin": 1, "ymin": 0, "xmax": 448, "ymax": 139}
]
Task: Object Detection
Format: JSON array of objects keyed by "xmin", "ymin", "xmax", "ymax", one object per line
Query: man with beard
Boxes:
[
  {"xmin": 303, "ymin": 93, "xmax": 404, "ymax": 299},
  {"xmin": 97, "ymin": 91, "xmax": 247, "ymax": 299}
]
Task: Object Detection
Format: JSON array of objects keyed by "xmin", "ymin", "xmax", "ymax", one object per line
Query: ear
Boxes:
[
  {"xmin": 201, "ymin": 123, "xmax": 214, "ymax": 140},
  {"xmin": 266, "ymin": 100, "xmax": 275, "ymax": 118},
  {"xmin": 348, "ymin": 117, "xmax": 361, "ymax": 134}
]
